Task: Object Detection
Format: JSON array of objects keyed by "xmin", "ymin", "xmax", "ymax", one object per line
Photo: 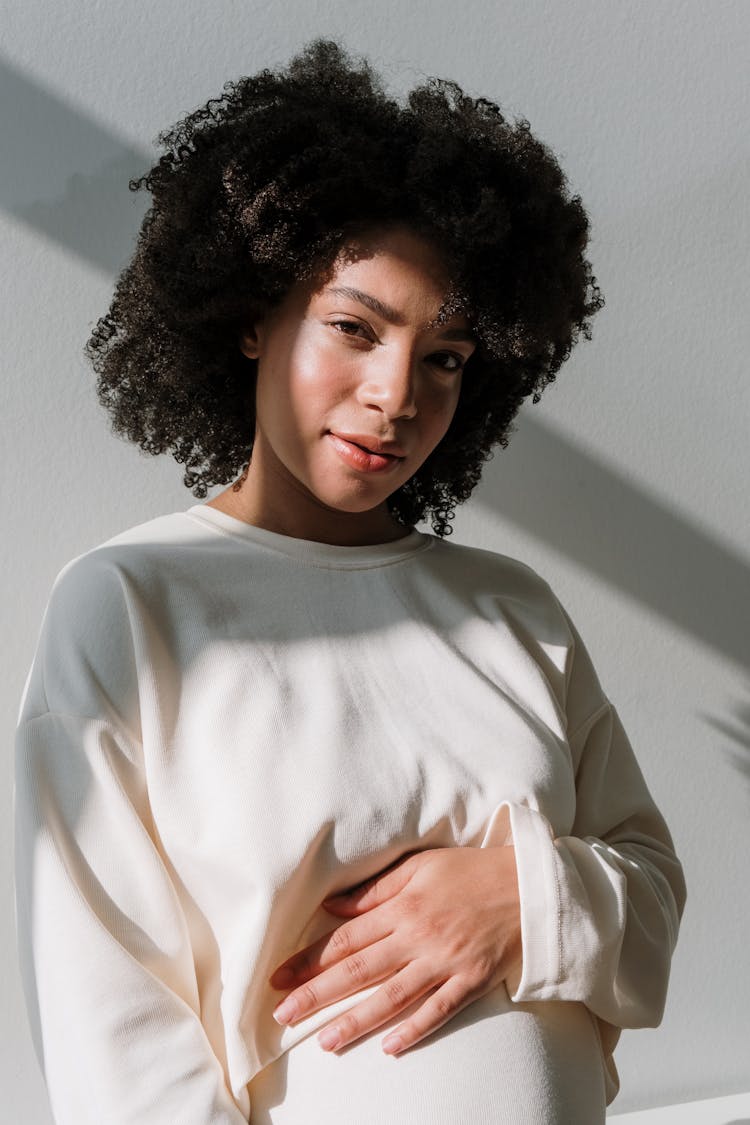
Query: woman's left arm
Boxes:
[
  {"xmin": 502, "ymin": 695, "xmax": 687, "ymax": 1030},
  {"xmin": 500, "ymin": 600, "xmax": 688, "ymax": 1029}
]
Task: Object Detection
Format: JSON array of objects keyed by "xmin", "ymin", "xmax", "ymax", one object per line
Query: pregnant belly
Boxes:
[{"xmin": 247, "ymin": 983, "xmax": 607, "ymax": 1124}]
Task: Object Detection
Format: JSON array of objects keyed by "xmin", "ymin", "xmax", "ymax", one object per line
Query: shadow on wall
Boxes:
[
  {"xmin": 475, "ymin": 417, "xmax": 749, "ymax": 674},
  {"xmin": 701, "ymin": 696, "xmax": 750, "ymax": 790},
  {"xmin": 476, "ymin": 421, "xmax": 750, "ymax": 792},
  {"xmin": 0, "ymin": 54, "xmax": 150, "ymax": 273},
  {"xmin": 3, "ymin": 50, "xmax": 749, "ymax": 754}
]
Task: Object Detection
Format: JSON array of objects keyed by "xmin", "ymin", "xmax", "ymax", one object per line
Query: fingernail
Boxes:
[
  {"xmin": 382, "ymin": 1033, "xmax": 403, "ymax": 1054},
  {"xmin": 273, "ymin": 997, "xmax": 298, "ymax": 1025},
  {"xmin": 318, "ymin": 1027, "xmax": 340, "ymax": 1050}
]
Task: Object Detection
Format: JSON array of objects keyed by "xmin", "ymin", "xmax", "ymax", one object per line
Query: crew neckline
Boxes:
[{"xmin": 184, "ymin": 504, "xmax": 434, "ymax": 569}]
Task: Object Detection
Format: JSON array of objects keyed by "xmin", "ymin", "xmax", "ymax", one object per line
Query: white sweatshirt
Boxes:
[{"xmin": 13, "ymin": 504, "xmax": 686, "ymax": 1123}]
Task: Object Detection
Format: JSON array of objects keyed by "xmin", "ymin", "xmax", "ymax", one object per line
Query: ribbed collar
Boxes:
[{"xmin": 184, "ymin": 504, "xmax": 434, "ymax": 570}]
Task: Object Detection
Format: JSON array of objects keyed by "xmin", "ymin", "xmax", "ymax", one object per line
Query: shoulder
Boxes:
[
  {"xmin": 427, "ymin": 535, "xmax": 572, "ymax": 642},
  {"xmin": 45, "ymin": 508, "xmax": 208, "ymax": 606},
  {"xmin": 425, "ymin": 536, "xmax": 606, "ymax": 719},
  {"xmin": 39, "ymin": 510, "xmax": 192, "ymax": 635},
  {"xmin": 19, "ymin": 510, "xmax": 196, "ymax": 728}
]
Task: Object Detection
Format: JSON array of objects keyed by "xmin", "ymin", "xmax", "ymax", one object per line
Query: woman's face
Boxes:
[{"xmin": 236, "ymin": 224, "xmax": 477, "ymax": 545}]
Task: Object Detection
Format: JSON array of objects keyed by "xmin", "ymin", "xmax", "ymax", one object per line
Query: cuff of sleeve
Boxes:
[{"xmin": 480, "ymin": 801, "xmax": 562, "ymax": 1002}]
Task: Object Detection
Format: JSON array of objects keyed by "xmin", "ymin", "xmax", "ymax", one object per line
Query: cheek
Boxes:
[
  {"xmin": 288, "ymin": 342, "xmax": 354, "ymax": 415},
  {"xmin": 423, "ymin": 382, "xmax": 461, "ymax": 436}
]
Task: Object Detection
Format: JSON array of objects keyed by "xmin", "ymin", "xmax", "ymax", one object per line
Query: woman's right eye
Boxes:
[{"xmin": 330, "ymin": 319, "xmax": 370, "ymax": 339}]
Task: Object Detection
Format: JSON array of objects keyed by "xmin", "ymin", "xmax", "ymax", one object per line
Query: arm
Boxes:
[
  {"xmin": 502, "ymin": 610, "xmax": 687, "ymax": 1033},
  {"xmin": 13, "ymin": 556, "xmax": 248, "ymax": 1124},
  {"xmin": 489, "ymin": 599, "xmax": 688, "ymax": 1107}
]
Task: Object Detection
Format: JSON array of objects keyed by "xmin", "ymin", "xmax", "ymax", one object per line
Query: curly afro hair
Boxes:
[{"xmin": 85, "ymin": 36, "xmax": 604, "ymax": 538}]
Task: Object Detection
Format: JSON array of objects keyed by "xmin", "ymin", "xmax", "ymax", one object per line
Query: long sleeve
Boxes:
[
  {"xmin": 13, "ymin": 554, "xmax": 249, "ymax": 1124},
  {"xmin": 501, "ymin": 604, "xmax": 687, "ymax": 1071}
]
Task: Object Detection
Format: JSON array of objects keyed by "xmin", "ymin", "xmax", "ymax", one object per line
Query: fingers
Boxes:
[
  {"xmin": 379, "ymin": 976, "xmax": 482, "ymax": 1055},
  {"xmin": 269, "ymin": 909, "xmax": 393, "ymax": 992},
  {"xmin": 268, "ymin": 845, "xmax": 515, "ymax": 1057},
  {"xmin": 314, "ymin": 961, "xmax": 439, "ymax": 1053},
  {"xmin": 313, "ymin": 970, "xmax": 483, "ymax": 1055},
  {"xmin": 272, "ymin": 935, "xmax": 400, "ymax": 1027}
]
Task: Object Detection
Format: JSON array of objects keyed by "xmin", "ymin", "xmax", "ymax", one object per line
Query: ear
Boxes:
[
  {"xmin": 238, "ymin": 305, "xmax": 267, "ymax": 360},
  {"xmin": 238, "ymin": 321, "xmax": 262, "ymax": 360}
]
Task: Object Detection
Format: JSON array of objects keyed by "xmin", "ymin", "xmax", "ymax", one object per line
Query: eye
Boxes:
[
  {"xmin": 329, "ymin": 319, "xmax": 372, "ymax": 340},
  {"xmin": 429, "ymin": 351, "xmax": 466, "ymax": 373}
]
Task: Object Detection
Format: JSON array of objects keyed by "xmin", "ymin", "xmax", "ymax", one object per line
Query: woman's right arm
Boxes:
[{"xmin": 13, "ymin": 553, "xmax": 248, "ymax": 1125}]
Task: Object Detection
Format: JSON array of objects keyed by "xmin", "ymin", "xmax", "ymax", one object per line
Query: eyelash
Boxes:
[{"xmin": 329, "ymin": 320, "xmax": 467, "ymax": 373}]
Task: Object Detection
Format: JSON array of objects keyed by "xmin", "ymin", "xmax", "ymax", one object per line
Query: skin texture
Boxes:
[
  {"xmin": 203, "ymin": 224, "xmax": 523, "ymax": 1055},
  {"xmin": 205, "ymin": 225, "xmax": 477, "ymax": 545}
]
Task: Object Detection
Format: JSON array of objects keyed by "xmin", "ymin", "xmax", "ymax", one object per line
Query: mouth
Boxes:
[
  {"xmin": 327, "ymin": 433, "xmax": 403, "ymax": 473},
  {"xmin": 351, "ymin": 440, "xmax": 390, "ymax": 456},
  {"xmin": 329, "ymin": 432, "xmax": 406, "ymax": 459}
]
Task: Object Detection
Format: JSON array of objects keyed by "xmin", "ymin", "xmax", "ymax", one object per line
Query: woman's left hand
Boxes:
[{"xmin": 267, "ymin": 844, "xmax": 522, "ymax": 1056}]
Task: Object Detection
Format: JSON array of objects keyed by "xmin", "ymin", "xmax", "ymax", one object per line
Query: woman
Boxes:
[{"xmin": 13, "ymin": 38, "xmax": 686, "ymax": 1124}]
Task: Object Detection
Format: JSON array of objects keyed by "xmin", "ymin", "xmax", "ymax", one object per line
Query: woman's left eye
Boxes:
[{"xmin": 431, "ymin": 352, "xmax": 466, "ymax": 373}]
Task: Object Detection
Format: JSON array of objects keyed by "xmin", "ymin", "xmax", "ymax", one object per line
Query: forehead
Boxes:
[{"xmin": 312, "ymin": 227, "xmax": 473, "ymax": 332}]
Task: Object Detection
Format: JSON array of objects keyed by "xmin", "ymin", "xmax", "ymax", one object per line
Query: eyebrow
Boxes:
[{"xmin": 323, "ymin": 286, "xmax": 478, "ymax": 344}]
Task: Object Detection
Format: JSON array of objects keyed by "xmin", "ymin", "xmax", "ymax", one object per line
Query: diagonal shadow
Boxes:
[
  {"xmin": 3, "ymin": 54, "xmax": 748, "ymax": 678},
  {"xmin": 475, "ymin": 417, "xmax": 750, "ymax": 672},
  {"xmin": 0, "ymin": 55, "xmax": 149, "ymax": 272},
  {"xmin": 700, "ymin": 695, "xmax": 750, "ymax": 790}
]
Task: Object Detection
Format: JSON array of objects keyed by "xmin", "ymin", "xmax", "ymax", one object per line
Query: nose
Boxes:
[{"xmin": 356, "ymin": 345, "xmax": 419, "ymax": 420}]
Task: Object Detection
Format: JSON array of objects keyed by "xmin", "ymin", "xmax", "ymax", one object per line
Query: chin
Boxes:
[{"xmin": 312, "ymin": 486, "xmax": 390, "ymax": 515}]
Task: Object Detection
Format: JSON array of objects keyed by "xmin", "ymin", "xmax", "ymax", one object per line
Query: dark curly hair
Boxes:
[{"xmin": 85, "ymin": 36, "xmax": 604, "ymax": 538}]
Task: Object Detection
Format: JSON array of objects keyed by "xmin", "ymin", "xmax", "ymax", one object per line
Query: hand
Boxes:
[{"xmin": 267, "ymin": 844, "xmax": 522, "ymax": 1056}]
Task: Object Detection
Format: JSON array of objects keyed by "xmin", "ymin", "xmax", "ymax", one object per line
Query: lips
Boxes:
[
  {"xmin": 327, "ymin": 433, "xmax": 402, "ymax": 473},
  {"xmin": 351, "ymin": 440, "xmax": 393, "ymax": 457},
  {"xmin": 330, "ymin": 432, "xmax": 406, "ymax": 458}
]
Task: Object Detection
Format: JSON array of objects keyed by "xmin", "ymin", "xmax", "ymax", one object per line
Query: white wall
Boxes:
[{"xmin": 2, "ymin": 1, "xmax": 748, "ymax": 1120}]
